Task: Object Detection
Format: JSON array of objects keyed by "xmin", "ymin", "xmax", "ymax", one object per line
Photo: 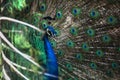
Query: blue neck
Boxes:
[{"xmin": 43, "ymin": 35, "xmax": 58, "ymax": 80}]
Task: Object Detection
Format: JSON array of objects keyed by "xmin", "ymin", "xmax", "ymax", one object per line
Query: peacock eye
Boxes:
[
  {"xmin": 50, "ymin": 40, "xmax": 56, "ymax": 48},
  {"xmin": 40, "ymin": 3, "xmax": 47, "ymax": 12},
  {"xmin": 66, "ymin": 63, "xmax": 73, "ymax": 71},
  {"xmin": 71, "ymin": 7, "xmax": 81, "ymax": 16},
  {"xmin": 102, "ymin": 35, "xmax": 111, "ymax": 43},
  {"xmin": 96, "ymin": 50, "xmax": 104, "ymax": 57},
  {"xmin": 90, "ymin": 63, "xmax": 97, "ymax": 69},
  {"xmin": 70, "ymin": 27, "xmax": 78, "ymax": 36},
  {"xmin": 66, "ymin": 40, "xmax": 75, "ymax": 48},
  {"xmin": 41, "ymin": 20, "xmax": 48, "ymax": 29},
  {"xmin": 56, "ymin": 10, "xmax": 63, "ymax": 19},
  {"xmin": 86, "ymin": 28, "xmax": 95, "ymax": 37},
  {"xmin": 112, "ymin": 63, "xmax": 118, "ymax": 69},
  {"xmin": 107, "ymin": 16, "xmax": 117, "ymax": 25},
  {"xmin": 76, "ymin": 53, "xmax": 83, "ymax": 61},
  {"xmin": 89, "ymin": 9, "xmax": 100, "ymax": 19},
  {"xmin": 81, "ymin": 42, "xmax": 89, "ymax": 52},
  {"xmin": 57, "ymin": 49, "xmax": 64, "ymax": 56}
]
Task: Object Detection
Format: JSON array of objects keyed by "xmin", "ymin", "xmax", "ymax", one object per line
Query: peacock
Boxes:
[{"xmin": 0, "ymin": 0, "xmax": 120, "ymax": 80}]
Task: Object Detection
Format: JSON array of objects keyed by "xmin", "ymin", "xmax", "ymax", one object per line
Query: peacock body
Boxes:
[{"xmin": 0, "ymin": 0, "xmax": 120, "ymax": 80}]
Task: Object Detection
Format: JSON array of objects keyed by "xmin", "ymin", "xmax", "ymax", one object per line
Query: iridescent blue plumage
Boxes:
[{"xmin": 43, "ymin": 26, "xmax": 58, "ymax": 80}]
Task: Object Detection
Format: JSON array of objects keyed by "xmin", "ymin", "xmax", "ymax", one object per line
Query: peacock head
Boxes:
[{"xmin": 46, "ymin": 26, "xmax": 56, "ymax": 37}]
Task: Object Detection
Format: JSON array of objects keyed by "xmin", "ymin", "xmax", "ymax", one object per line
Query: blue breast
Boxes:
[{"xmin": 43, "ymin": 35, "xmax": 58, "ymax": 80}]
